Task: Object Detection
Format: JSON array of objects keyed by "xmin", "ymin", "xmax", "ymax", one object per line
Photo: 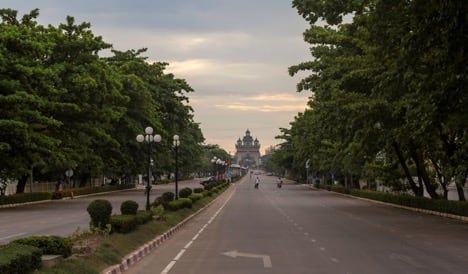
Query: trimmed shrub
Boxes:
[
  {"xmin": 205, "ymin": 190, "xmax": 213, "ymax": 197},
  {"xmin": 162, "ymin": 192, "xmax": 175, "ymax": 203},
  {"xmin": 110, "ymin": 215, "xmax": 137, "ymax": 233},
  {"xmin": 0, "ymin": 243, "xmax": 42, "ymax": 273},
  {"xmin": 167, "ymin": 198, "xmax": 192, "ymax": 211},
  {"xmin": 0, "ymin": 192, "xmax": 52, "ymax": 206},
  {"xmin": 152, "ymin": 196, "xmax": 164, "ymax": 207},
  {"xmin": 120, "ymin": 200, "xmax": 139, "ymax": 215},
  {"xmin": 87, "ymin": 199, "xmax": 113, "ymax": 229},
  {"xmin": 151, "ymin": 205, "xmax": 165, "ymax": 217},
  {"xmin": 188, "ymin": 193, "xmax": 203, "ymax": 203},
  {"xmin": 179, "ymin": 187, "xmax": 192, "ymax": 198},
  {"xmin": 135, "ymin": 210, "xmax": 153, "ymax": 224},
  {"xmin": 193, "ymin": 188, "xmax": 204, "ymax": 193},
  {"xmin": 12, "ymin": 235, "xmax": 72, "ymax": 258}
]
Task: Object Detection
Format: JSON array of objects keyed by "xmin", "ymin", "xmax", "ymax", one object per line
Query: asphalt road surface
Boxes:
[
  {"xmin": 127, "ymin": 175, "xmax": 468, "ymax": 274},
  {"xmin": 0, "ymin": 180, "xmax": 203, "ymax": 244}
]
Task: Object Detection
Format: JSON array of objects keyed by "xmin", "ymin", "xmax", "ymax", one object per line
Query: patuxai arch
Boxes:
[{"xmin": 234, "ymin": 129, "xmax": 260, "ymax": 168}]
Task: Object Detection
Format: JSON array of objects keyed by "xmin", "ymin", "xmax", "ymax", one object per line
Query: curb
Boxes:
[
  {"xmin": 307, "ymin": 185, "xmax": 468, "ymax": 222},
  {"xmin": 0, "ymin": 188, "xmax": 136, "ymax": 209},
  {"xmin": 101, "ymin": 184, "xmax": 236, "ymax": 274}
]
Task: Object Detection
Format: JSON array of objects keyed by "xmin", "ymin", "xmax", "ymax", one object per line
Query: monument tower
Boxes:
[{"xmin": 235, "ymin": 129, "xmax": 261, "ymax": 167}]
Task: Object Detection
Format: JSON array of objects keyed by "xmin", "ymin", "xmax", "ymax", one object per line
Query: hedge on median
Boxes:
[
  {"xmin": 316, "ymin": 184, "xmax": 468, "ymax": 217},
  {"xmin": 57, "ymin": 184, "xmax": 135, "ymax": 199},
  {"xmin": 0, "ymin": 184, "xmax": 135, "ymax": 206},
  {"xmin": 167, "ymin": 198, "xmax": 192, "ymax": 211},
  {"xmin": 0, "ymin": 243, "xmax": 42, "ymax": 274},
  {"xmin": 188, "ymin": 193, "xmax": 203, "ymax": 203},
  {"xmin": 110, "ymin": 215, "xmax": 138, "ymax": 233},
  {"xmin": 0, "ymin": 192, "xmax": 52, "ymax": 206},
  {"xmin": 12, "ymin": 235, "xmax": 72, "ymax": 258},
  {"xmin": 135, "ymin": 210, "xmax": 153, "ymax": 224}
]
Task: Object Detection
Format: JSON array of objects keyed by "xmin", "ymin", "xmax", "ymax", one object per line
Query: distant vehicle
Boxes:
[
  {"xmin": 266, "ymin": 172, "xmax": 273, "ymax": 176},
  {"xmin": 200, "ymin": 176, "xmax": 216, "ymax": 186}
]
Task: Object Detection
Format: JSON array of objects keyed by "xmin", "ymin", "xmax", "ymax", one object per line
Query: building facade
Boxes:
[{"xmin": 235, "ymin": 129, "xmax": 261, "ymax": 167}]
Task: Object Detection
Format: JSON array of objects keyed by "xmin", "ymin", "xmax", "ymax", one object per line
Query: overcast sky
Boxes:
[{"xmin": 4, "ymin": 0, "xmax": 311, "ymax": 154}]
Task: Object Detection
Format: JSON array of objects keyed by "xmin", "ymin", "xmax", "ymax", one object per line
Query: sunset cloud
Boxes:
[{"xmin": 4, "ymin": 0, "xmax": 311, "ymax": 153}]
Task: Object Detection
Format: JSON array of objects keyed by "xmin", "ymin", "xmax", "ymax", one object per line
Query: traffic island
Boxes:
[{"xmin": 33, "ymin": 180, "xmax": 238, "ymax": 274}]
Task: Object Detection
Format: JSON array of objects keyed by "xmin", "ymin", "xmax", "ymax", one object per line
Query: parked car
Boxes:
[{"xmin": 200, "ymin": 176, "xmax": 216, "ymax": 186}]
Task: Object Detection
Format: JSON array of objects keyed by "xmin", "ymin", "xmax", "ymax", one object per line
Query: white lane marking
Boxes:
[
  {"xmin": 173, "ymin": 249, "xmax": 186, "ymax": 261},
  {"xmin": 320, "ymin": 247, "xmax": 325, "ymax": 251},
  {"xmin": 222, "ymin": 250, "xmax": 272, "ymax": 268},
  {"xmin": 310, "ymin": 239, "xmax": 316, "ymax": 243},
  {"xmin": 161, "ymin": 261, "xmax": 176, "ymax": 274},
  {"xmin": 331, "ymin": 258, "xmax": 339, "ymax": 263},
  {"xmin": 0, "ymin": 232, "xmax": 26, "ymax": 241},
  {"xmin": 160, "ymin": 186, "xmax": 236, "ymax": 274},
  {"xmin": 304, "ymin": 232, "xmax": 309, "ymax": 236},
  {"xmin": 184, "ymin": 241, "xmax": 193, "ymax": 249}
]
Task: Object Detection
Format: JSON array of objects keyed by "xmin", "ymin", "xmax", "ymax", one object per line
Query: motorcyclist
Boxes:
[{"xmin": 277, "ymin": 177, "xmax": 283, "ymax": 188}]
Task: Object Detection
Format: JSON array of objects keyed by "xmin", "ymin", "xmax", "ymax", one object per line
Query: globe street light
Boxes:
[
  {"xmin": 136, "ymin": 126, "xmax": 161, "ymax": 211},
  {"xmin": 173, "ymin": 135, "xmax": 180, "ymax": 199},
  {"xmin": 216, "ymin": 159, "xmax": 222, "ymax": 181},
  {"xmin": 211, "ymin": 156, "xmax": 217, "ymax": 181}
]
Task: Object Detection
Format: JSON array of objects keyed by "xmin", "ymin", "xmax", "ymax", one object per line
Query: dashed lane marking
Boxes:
[{"xmin": 160, "ymin": 186, "xmax": 236, "ymax": 274}]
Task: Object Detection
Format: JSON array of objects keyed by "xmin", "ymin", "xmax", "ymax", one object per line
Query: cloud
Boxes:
[
  {"xmin": 215, "ymin": 103, "xmax": 306, "ymax": 112},
  {"xmin": 166, "ymin": 59, "xmax": 260, "ymax": 79},
  {"xmin": 1, "ymin": 0, "xmax": 313, "ymax": 154}
]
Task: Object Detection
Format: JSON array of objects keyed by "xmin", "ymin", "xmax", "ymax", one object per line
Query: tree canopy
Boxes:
[
  {"xmin": 266, "ymin": 1, "xmax": 467, "ymax": 200},
  {"xmin": 0, "ymin": 9, "xmax": 211, "ymax": 193}
]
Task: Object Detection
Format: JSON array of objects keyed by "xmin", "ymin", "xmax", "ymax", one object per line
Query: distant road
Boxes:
[
  {"xmin": 127, "ymin": 175, "xmax": 468, "ymax": 274},
  {"xmin": 0, "ymin": 180, "xmax": 202, "ymax": 244}
]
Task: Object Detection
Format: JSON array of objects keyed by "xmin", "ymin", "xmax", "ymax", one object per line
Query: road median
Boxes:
[{"xmin": 32, "ymin": 178, "xmax": 243, "ymax": 274}]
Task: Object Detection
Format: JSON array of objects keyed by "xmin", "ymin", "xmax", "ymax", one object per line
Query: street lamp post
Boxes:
[
  {"xmin": 211, "ymin": 156, "xmax": 217, "ymax": 180},
  {"xmin": 216, "ymin": 159, "xmax": 222, "ymax": 181},
  {"xmin": 173, "ymin": 135, "xmax": 180, "ymax": 199},
  {"xmin": 136, "ymin": 126, "xmax": 161, "ymax": 211}
]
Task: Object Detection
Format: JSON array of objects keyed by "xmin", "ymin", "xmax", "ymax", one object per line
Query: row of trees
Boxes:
[
  {"xmin": 0, "ymin": 9, "xmax": 216, "ymax": 194},
  {"xmin": 266, "ymin": 1, "xmax": 467, "ymax": 200}
]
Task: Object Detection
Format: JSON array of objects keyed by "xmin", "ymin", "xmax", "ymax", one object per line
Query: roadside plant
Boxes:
[
  {"xmin": 120, "ymin": 200, "xmax": 139, "ymax": 215},
  {"xmin": 87, "ymin": 199, "xmax": 113, "ymax": 229},
  {"xmin": 179, "ymin": 187, "xmax": 192, "ymax": 198}
]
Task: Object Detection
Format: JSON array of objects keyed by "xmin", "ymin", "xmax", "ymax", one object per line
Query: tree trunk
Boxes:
[
  {"xmin": 455, "ymin": 183, "xmax": 466, "ymax": 201},
  {"xmin": 16, "ymin": 175, "xmax": 29, "ymax": 194},
  {"xmin": 408, "ymin": 142, "xmax": 439, "ymax": 199},
  {"xmin": 392, "ymin": 142, "xmax": 423, "ymax": 196},
  {"xmin": 455, "ymin": 175, "xmax": 466, "ymax": 201},
  {"xmin": 79, "ymin": 173, "xmax": 90, "ymax": 187},
  {"xmin": 430, "ymin": 158, "xmax": 448, "ymax": 200}
]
